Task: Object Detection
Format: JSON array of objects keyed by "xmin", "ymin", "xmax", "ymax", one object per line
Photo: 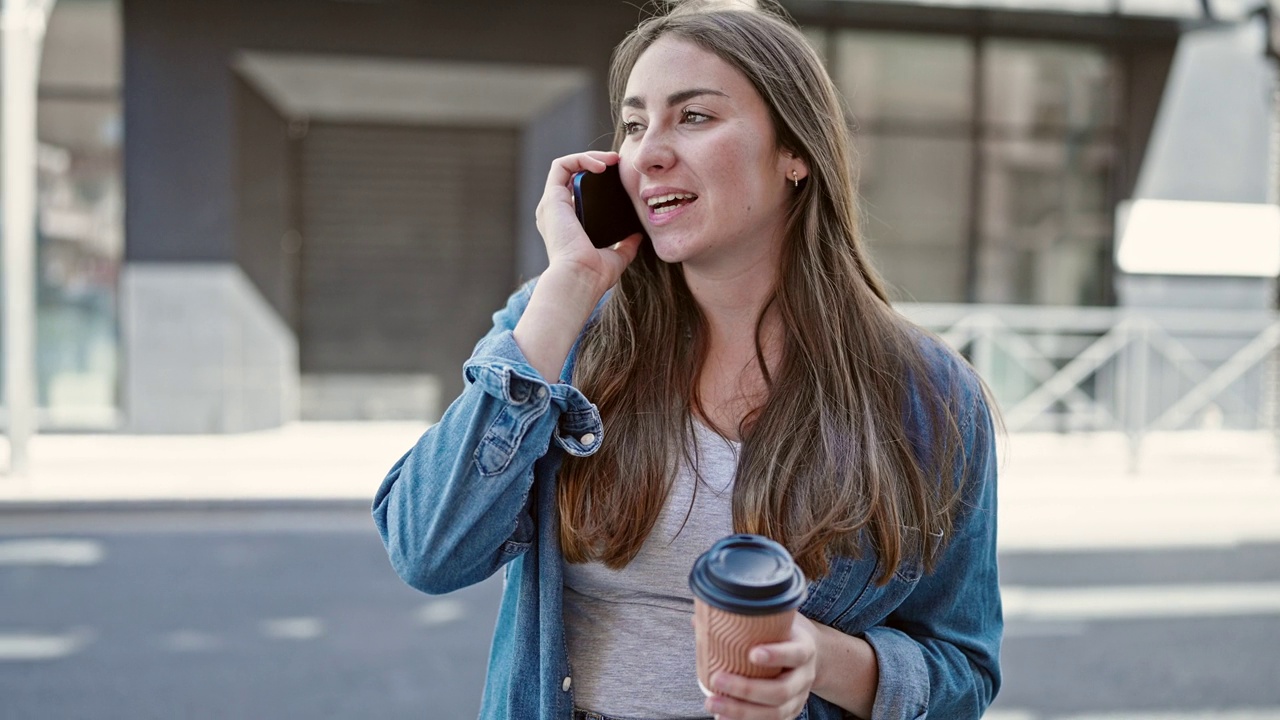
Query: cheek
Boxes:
[
  {"xmin": 726, "ymin": 149, "xmax": 775, "ymax": 198},
  {"xmin": 617, "ymin": 157, "xmax": 641, "ymax": 196}
]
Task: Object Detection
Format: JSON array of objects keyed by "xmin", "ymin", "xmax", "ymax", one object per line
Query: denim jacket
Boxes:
[{"xmin": 373, "ymin": 279, "xmax": 1002, "ymax": 720}]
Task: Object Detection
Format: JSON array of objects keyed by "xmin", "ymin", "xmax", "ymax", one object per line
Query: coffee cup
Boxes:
[{"xmin": 688, "ymin": 534, "xmax": 807, "ymax": 696}]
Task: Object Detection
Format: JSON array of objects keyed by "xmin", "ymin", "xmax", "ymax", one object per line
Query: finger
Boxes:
[
  {"xmin": 708, "ymin": 671, "xmax": 795, "ymax": 709},
  {"xmin": 535, "ymin": 152, "xmax": 622, "ymax": 240},
  {"xmin": 605, "ymin": 232, "xmax": 645, "ymax": 266},
  {"xmin": 705, "ymin": 688, "xmax": 803, "ymax": 720},
  {"xmin": 747, "ymin": 639, "xmax": 814, "ymax": 670},
  {"xmin": 543, "ymin": 151, "xmax": 620, "ymax": 195}
]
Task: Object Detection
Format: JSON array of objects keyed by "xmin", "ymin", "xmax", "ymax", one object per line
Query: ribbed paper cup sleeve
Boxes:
[{"xmin": 694, "ymin": 598, "xmax": 796, "ymax": 695}]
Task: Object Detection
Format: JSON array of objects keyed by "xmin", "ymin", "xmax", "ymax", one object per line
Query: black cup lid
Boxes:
[{"xmin": 688, "ymin": 534, "xmax": 807, "ymax": 616}]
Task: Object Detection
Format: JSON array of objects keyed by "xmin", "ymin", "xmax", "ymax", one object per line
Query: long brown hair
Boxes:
[{"xmin": 557, "ymin": 2, "xmax": 976, "ymax": 583}]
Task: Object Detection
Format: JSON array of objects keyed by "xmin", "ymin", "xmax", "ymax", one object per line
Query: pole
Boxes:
[
  {"xmin": 1259, "ymin": 3, "xmax": 1280, "ymax": 473},
  {"xmin": 2, "ymin": 0, "xmax": 45, "ymax": 475}
]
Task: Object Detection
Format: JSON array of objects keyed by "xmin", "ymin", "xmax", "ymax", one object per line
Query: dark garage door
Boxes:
[{"xmin": 297, "ymin": 122, "xmax": 519, "ymax": 411}]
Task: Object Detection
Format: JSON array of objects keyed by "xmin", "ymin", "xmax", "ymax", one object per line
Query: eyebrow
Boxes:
[{"xmin": 621, "ymin": 88, "xmax": 729, "ymax": 110}]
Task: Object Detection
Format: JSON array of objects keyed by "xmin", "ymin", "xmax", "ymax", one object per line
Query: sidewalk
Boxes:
[{"xmin": 2, "ymin": 424, "xmax": 1278, "ymax": 552}]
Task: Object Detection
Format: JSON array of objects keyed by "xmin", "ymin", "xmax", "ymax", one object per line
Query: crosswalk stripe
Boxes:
[
  {"xmin": 0, "ymin": 630, "xmax": 93, "ymax": 661},
  {"xmin": 1054, "ymin": 707, "xmax": 1280, "ymax": 712},
  {"xmin": 0, "ymin": 539, "xmax": 103, "ymax": 566},
  {"xmin": 416, "ymin": 600, "xmax": 465, "ymax": 626},
  {"xmin": 986, "ymin": 710, "xmax": 1280, "ymax": 719},
  {"xmin": 261, "ymin": 617, "xmax": 324, "ymax": 640},
  {"xmin": 1002, "ymin": 582, "xmax": 1280, "ymax": 621}
]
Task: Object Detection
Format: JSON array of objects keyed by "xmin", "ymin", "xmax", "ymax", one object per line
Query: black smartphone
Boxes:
[{"xmin": 572, "ymin": 164, "xmax": 645, "ymax": 249}]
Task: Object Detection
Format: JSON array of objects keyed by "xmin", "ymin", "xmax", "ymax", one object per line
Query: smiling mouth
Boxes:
[{"xmin": 646, "ymin": 192, "xmax": 698, "ymax": 215}]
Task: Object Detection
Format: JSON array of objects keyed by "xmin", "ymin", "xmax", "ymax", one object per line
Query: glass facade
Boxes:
[
  {"xmin": 819, "ymin": 28, "xmax": 1120, "ymax": 306},
  {"xmin": 34, "ymin": 0, "xmax": 123, "ymax": 427},
  {"xmin": 834, "ymin": 32, "xmax": 975, "ymax": 303},
  {"xmin": 978, "ymin": 40, "xmax": 1117, "ymax": 306}
]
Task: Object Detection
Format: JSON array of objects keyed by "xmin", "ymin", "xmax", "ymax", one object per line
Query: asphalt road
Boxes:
[{"xmin": 1, "ymin": 506, "xmax": 1277, "ymax": 720}]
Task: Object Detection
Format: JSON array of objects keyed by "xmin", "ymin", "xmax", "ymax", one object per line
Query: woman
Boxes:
[{"xmin": 373, "ymin": 3, "xmax": 1002, "ymax": 719}]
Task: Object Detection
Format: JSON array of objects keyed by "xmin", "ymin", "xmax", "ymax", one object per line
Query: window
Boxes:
[
  {"xmin": 35, "ymin": 0, "xmax": 123, "ymax": 427},
  {"xmin": 836, "ymin": 31, "xmax": 974, "ymax": 303},
  {"xmin": 979, "ymin": 39, "xmax": 1117, "ymax": 306},
  {"xmin": 828, "ymin": 29, "xmax": 1120, "ymax": 305}
]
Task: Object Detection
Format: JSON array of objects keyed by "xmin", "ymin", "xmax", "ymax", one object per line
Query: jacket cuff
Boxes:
[
  {"xmin": 464, "ymin": 330, "xmax": 603, "ymax": 461},
  {"xmin": 862, "ymin": 626, "xmax": 929, "ymax": 720}
]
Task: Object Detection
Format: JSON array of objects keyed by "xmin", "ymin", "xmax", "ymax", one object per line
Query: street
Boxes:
[
  {"xmin": 1, "ymin": 505, "xmax": 1278, "ymax": 720},
  {"xmin": 0, "ymin": 505, "xmax": 494, "ymax": 720}
]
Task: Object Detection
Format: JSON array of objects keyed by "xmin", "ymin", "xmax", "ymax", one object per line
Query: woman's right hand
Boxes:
[
  {"xmin": 514, "ymin": 152, "xmax": 645, "ymax": 382},
  {"xmin": 535, "ymin": 151, "xmax": 644, "ymax": 298}
]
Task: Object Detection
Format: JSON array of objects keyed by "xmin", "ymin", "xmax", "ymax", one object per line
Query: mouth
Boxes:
[{"xmin": 645, "ymin": 192, "xmax": 698, "ymax": 216}]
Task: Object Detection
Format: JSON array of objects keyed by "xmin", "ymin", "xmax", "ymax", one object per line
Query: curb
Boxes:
[{"xmin": 0, "ymin": 497, "xmax": 371, "ymax": 515}]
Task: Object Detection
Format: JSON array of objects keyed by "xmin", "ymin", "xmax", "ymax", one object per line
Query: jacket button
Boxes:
[
  {"xmin": 579, "ymin": 433, "xmax": 595, "ymax": 445},
  {"xmin": 562, "ymin": 676, "xmax": 572, "ymax": 692},
  {"xmin": 536, "ymin": 387, "xmax": 547, "ymax": 399}
]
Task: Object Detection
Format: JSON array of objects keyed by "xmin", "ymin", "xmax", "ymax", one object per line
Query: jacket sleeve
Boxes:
[
  {"xmin": 371, "ymin": 279, "xmax": 604, "ymax": 595},
  {"xmin": 861, "ymin": 381, "xmax": 1003, "ymax": 720}
]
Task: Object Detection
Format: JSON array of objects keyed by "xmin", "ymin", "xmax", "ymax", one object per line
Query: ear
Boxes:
[{"xmin": 781, "ymin": 150, "xmax": 809, "ymax": 183}]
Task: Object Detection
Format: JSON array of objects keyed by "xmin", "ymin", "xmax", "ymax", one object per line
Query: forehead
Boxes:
[{"xmin": 623, "ymin": 36, "xmax": 756, "ymax": 103}]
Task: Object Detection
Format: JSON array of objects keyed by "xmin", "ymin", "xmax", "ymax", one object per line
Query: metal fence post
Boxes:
[
  {"xmin": 1270, "ymin": 331, "xmax": 1280, "ymax": 475},
  {"xmin": 973, "ymin": 314, "xmax": 996, "ymax": 396},
  {"xmin": 1126, "ymin": 319, "xmax": 1151, "ymax": 474}
]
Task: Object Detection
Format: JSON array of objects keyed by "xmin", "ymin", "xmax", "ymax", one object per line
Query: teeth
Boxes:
[{"xmin": 646, "ymin": 193, "xmax": 697, "ymax": 208}]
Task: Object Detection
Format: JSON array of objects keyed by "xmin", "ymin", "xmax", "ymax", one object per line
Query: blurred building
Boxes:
[{"xmin": 4, "ymin": 0, "xmax": 1276, "ymax": 432}]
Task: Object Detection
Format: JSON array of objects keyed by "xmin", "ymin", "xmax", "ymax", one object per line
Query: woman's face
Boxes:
[{"xmin": 618, "ymin": 36, "xmax": 798, "ymax": 270}]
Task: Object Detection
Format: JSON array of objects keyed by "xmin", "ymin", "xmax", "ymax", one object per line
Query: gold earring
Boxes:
[{"xmin": 792, "ymin": 170, "xmax": 800, "ymax": 188}]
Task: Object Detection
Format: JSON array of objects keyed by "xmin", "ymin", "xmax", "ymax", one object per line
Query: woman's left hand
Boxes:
[{"xmin": 703, "ymin": 613, "xmax": 819, "ymax": 720}]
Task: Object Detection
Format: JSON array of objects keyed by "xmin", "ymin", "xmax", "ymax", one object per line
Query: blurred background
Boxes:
[{"xmin": 1, "ymin": 0, "xmax": 1278, "ymax": 718}]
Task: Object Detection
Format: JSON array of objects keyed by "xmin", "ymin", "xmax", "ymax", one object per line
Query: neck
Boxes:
[
  {"xmin": 683, "ymin": 253, "xmax": 784, "ymax": 437},
  {"xmin": 681, "ymin": 237, "xmax": 783, "ymax": 351}
]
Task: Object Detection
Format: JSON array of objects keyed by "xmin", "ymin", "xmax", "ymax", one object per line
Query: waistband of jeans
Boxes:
[{"xmin": 573, "ymin": 710, "xmax": 626, "ymax": 720}]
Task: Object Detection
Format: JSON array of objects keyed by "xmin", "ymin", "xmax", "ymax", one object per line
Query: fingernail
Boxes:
[{"xmin": 750, "ymin": 649, "xmax": 768, "ymax": 663}]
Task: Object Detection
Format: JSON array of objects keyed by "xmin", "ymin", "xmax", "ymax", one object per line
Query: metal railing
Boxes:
[{"xmin": 897, "ymin": 303, "xmax": 1280, "ymax": 471}]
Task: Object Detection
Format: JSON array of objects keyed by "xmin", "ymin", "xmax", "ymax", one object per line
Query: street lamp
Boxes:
[{"xmin": 2, "ymin": 0, "xmax": 56, "ymax": 476}]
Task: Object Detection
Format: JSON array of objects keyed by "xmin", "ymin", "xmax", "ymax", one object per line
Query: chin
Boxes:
[{"xmin": 646, "ymin": 238, "xmax": 690, "ymax": 265}]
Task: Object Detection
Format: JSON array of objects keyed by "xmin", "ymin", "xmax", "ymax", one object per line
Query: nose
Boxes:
[{"xmin": 629, "ymin": 127, "xmax": 675, "ymax": 176}]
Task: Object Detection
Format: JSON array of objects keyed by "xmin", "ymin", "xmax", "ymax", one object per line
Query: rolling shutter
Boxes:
[{"xmin": 297, "ymin": 122, "xmax": 519, "ymax": 403}]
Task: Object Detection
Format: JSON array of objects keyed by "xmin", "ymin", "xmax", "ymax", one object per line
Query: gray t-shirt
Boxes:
[{"xmin": 563, "ymin": 421, "xmax": 739, "ymax": 719}]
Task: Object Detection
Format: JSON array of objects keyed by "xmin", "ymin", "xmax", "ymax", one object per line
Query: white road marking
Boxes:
[
  {"xmin": 987, "ymin": 710, "xmax": 1280, "ymax": 720},
  {"xmin": 261, "ymin": 617, "xmax": 324, "ymax": 640},
  {"xmin": 1002, "ymin": 582, "xmax": 1280, "ymax": 622},
  {"xmin": 1059, "ymin": 707, "xmax": 1280, "ymax": 712},
  {"xmin": 983, "ymin": 712, "xmax": 1036, "ymax": 720},
  {"xmin": 1002, "ymin": 619, "xmax": 1087, "ymax": 639},
  {"xmin": 416, "ymin": 600, "xmax": 465, "ymax": 626},
  {"xmin": 0, "ymin": 539, "xmax": 103, "ymax": 566},
  {"xmin": 160, "ymin": 630, "xmax": 222, "ymax": 653},
  {"xmin": 0, "ymin": 629, "xmax": 93, "ymax": 661}
]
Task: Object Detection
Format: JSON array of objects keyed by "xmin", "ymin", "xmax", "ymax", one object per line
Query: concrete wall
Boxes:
[
  {"xmin": 120, "ymin": 0, "xmax": 640, "ymax": 430},
  {"xmin": 123, "ymin": 0, "xmax": 637, "ymax": 263},
  {"xmin": 1120, "ymin": 20, "xmax": 1277, "ymax": 310},
  {"xmin": 1133, "ymin": 21, "xmax": 1273, "ymax": 205},
  {"xmin": 121, "ymin": 264, "xmax": 297, "ymax": 433}
]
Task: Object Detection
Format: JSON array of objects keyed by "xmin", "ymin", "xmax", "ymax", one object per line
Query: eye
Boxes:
[
  {"xmin": 681, "ymin": 109, "xmax": 711, "ymax": 124},
  {"xmin": 621, "ymin": 120, "xmax": 645, "ymax": 135}
]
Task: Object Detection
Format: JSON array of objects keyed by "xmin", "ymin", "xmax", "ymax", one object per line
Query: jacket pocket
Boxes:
[
  {"xmin": 801, "ymin": 554, "xmax": 876, "ymax": 626},
  {"xmin": 828, "ymin": 557, "xmax": 924, "ymax": 634}
]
